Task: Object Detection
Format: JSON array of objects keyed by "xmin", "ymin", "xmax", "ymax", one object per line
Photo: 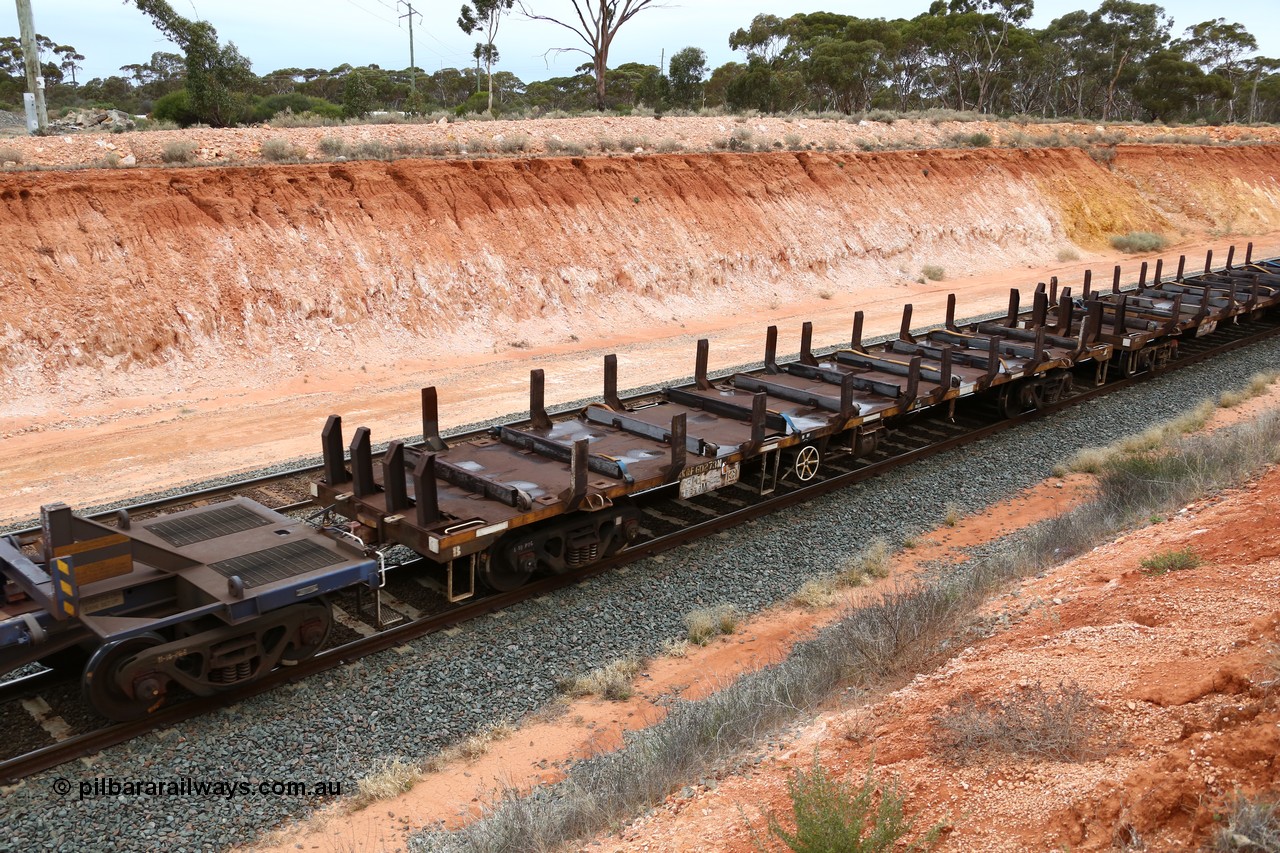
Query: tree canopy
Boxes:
[{"xmin": 2, "ymin": 3, "xmax": 1278, "ymax": 125}]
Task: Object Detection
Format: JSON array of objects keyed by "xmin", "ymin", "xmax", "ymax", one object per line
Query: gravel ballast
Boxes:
[{"xmin": 4, "ymin": 335, "xmax": 1279, "ymax": 852}]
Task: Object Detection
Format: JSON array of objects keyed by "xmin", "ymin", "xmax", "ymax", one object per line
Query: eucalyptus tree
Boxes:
[
  {"xmin": 520, "ymin": 0, "xmax": 668, "ymax": 109},
  {"xmin": 459, "ymin": 0, "xmax": 515, "ymax": 111}
]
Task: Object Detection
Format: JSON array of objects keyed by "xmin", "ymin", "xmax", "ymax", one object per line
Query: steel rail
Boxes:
[{"xmin": 4, "ymin": 314, "xmax": 1277, "ymax": 784}]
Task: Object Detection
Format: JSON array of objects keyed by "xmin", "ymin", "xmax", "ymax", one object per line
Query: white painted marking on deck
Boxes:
[{"xmin": 22, "ymin": 697, "xmax": 73, "ymax": 742}]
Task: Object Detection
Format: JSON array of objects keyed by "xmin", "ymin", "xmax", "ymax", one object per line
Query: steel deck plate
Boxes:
[
  {"xmin": 207, "ymin": 540, "xmax": 342, "ymax": 588},
  {"xmin": 146, "ymin": 503, "xmax": 271, "ymax": 548}
]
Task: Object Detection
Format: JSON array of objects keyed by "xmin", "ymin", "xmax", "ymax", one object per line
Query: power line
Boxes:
[{"xmin": 341, "ymin": 0, "xmax": 398, "ymax": 27}]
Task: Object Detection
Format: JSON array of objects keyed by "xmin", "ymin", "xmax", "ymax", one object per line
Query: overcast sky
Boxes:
[{"xmin": 5, "ymin": 1, "xmax": 1279, "ymax": 85}]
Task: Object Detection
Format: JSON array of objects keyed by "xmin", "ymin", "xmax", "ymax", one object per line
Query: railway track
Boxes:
[{"xmin": 3, "ymin": 308, "xmax": 1277, "ymax": 785}]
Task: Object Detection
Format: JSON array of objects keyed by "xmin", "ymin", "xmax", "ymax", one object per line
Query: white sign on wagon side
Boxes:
[{"xmin": 679, "ymin": 460, "xmax": 741, "ymax": 498}]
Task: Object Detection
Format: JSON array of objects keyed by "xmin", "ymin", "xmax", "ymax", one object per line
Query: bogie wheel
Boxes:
[
  {"xmin": 83, "ymin": 632, "xmax": 167, "ymax": 722},
  {"xmin": 280, "ymin": 599, "xmax": 334, "ymax": 666},
  {"xmin": 478, "ymin": 541, "xmax": 534, "ymax": 593},
  {"xmin": 1000, "ymin": 387, "xmax": 1024, "ymax": 419},
  {"xmin": 792, "ymin": 444, "xmax": 821, "ymax": 482}
]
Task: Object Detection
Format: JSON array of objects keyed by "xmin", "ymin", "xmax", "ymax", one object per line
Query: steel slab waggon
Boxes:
[{"xmin": 2, "ymin": 244, "xmax": 1277, "ymax": 721}]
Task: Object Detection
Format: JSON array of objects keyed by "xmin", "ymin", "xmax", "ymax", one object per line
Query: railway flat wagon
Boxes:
[{"xmin": 3, "ymin": 244, "xmax": 1276, "ymax": 722}]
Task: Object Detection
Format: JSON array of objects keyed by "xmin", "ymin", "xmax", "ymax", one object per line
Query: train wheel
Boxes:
[
  {"xmin": 1000, "ymin": 386, "xmax": 1025, "ymax": 419},
  {"xmin": 279, "ymin": 599, "xmax": 333, "ymax": 666},
  {"xmin": 478, "ymin": 542, "xmax": 534, "ymax": 592},
  {"xmin": 83, "ymin": 633, "xmax": 166, "ymax": 722},
  {"xmin": 792, "ymin": 444, "xmax": 821, "ymax": 482}
]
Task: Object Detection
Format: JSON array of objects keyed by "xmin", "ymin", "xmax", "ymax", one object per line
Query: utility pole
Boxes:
[
  {"xmin": 398, "ymin": 1, "xmax": 422, "ymax": 92},
  {"xmin": 15, "ymin": 0, "xmax": 48, "ymax": 134}
]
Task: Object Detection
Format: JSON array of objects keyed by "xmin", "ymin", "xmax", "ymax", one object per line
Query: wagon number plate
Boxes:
[{"xmin": 679, "ymin": 461, "xmax": 740, "ymax": 498}]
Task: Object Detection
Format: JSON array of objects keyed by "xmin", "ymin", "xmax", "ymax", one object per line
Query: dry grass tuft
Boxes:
[
  {"xmin": 934, "ymin": 681, "xmax": 1108, "ymax": 762},
  {"xmin": 1110, "ymin": 231, "xmax": 1168, "ymax": 253},
  {"xmin": 685, "ymin": 604, "xmax": 740, "ymax": 645},
  {"xmin": 792, "ymin": 576, "xmax": 839, "ymax": 609},
  {"xmin": 161, "ymin": 140, "xmax": 198, "ymax": 163},
  {"xmin": 558, "ymin": 657, "xmax": 643, "ymax": 700},
  {"xmin": 660, "ymin": 637, "xmax": 690, "ymax": 658},
  {"xmin": 1220, "ymin": 370, "xmax": 1280, "ymax": 408},
  {"xmin": 1064, "ymin": 400, "xmax": 1215, "ymax": 474},
  {"xmin": 423, "ymin": 721, "xmax": 517, "ymax": 773},
  {"xmin": 839, "ymin": 538, "xmax": 892, "ymax": 586},
  {"xmin": 354, "ymin": 757, "xmax": 420, "ymax": 807}
]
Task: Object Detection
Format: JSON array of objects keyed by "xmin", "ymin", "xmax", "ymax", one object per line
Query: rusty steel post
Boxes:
[
  {"xmin": 383, "ymin": 441, "xmax": 408, "ymax": 513},
  {"xmin": 530, "ymin": 370, "xmax": 552, "ymax": 430},
  {"xmin": 350, "ymin": 427, "xmax": 375, "ymax": 498},
  {"xmin": 412, "ymin": 453, "xmax": 440, "ymax": 526},
  {"xmin": 322, "ymin": 415, "xmax": 348, "ymax": 486}
]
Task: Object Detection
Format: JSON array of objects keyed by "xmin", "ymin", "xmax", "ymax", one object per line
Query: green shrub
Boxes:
[
  {"xmin": 728, "ymin": 127, "xmax": 753, "ymax": 151},
  {"xmin": 250, "ymin": 93, "xmax": 342, "ymax": 124},
  {"xmin": 921, "ymin": 265, "xmax": 946, "ymax": 281},
  {"xmin": 767, "ymin": 755, "xmax": 944, "ymax": 853},
  {"xmin": 497, "ymin": 133, "xmax": 528, "ymax": 153},
  {"xmin": 259, "ymin": 138, "xmax": 303, "ymax": 162},
  {"xmin": 1110, "ymin": 231, "xmax": 1168, "ymax": 253},
  {"xmin": 151, "ymin": 89, "xmax": 200, "ymax": 127},
  {"xmin": 1139, "ymin": 548, "xmax": 1202, "ymax": 575},
  {"xmin": 454, "ymin": 91, "xmax": 492, "ymax": 116},
  {"xmin": 619, "ymin": 134, "xmax": 650, "ymax": 151},
  {"xmin": 354, "ymin": 140, "xmax": 393, "ymax": 160},
  {"xmin": 317, "ymin": 136, "xmax": 347, "ymax": 157},
  {"xmin": 161, "ymin": 140, "xmax": 198, "ymax": 163},
  {"xmin": 947, "ymin": 131, "xmax": 991, "ymax": 148}
]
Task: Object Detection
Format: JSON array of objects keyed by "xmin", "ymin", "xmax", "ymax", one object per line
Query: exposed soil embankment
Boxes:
[{"xmin": 2, "ymin": 144, "xmax": 1279, "ymax": 409}]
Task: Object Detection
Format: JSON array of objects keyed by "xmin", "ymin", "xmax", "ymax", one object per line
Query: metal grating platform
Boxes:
[
  {"xmin": 207, "ymin": 540, "xmax": 344, "ymax": 588},
  {"xmin": 147, "ymin": 504, "xmax": 272, "ymax": 548}
]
